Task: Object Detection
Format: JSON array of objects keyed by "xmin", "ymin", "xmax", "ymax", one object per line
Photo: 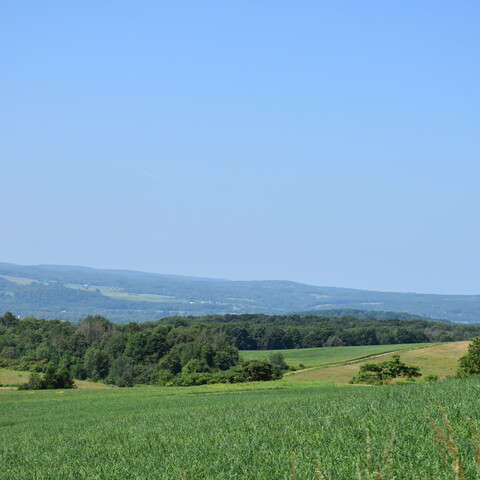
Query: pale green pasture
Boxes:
[
  {"xmin": 0, "ymin": 368, "xmax": 29, "ymax": 385},
  {"xmin": 289, "ymin": 341, "xmax": 468, "ymax": 384},
  {"xmin": 240, "ymin": 342, "xmax": 434, "ymax": 368}
]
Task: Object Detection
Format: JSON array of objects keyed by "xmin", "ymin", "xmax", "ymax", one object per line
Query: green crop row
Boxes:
[{"xmin": 1, "ymin": 379, "xmax": 480, "ymax": 479}]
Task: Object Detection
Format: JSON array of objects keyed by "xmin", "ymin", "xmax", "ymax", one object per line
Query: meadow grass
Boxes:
[
  {"xmin": 240, "ymin": 342, "xmax": 434, "ymax": 368},
  {"xmin": 0, "ymin": 368, "xmax": 30, "ymax": 386},
  {"xmin": 0, "ymin": 369, "xmax": 111, "ymax": 390},
  {"xmin": 288, "ymin": 341, "xmax": 468, "ymax": 384},
  {"xmin": 2, "ymin": 378, "xmax": 480, "ymax": 479}
]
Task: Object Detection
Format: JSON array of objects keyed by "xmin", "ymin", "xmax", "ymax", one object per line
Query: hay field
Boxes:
[{"xmin": 288, "ymin": 341, "xmax": 469, "ymax": 384}]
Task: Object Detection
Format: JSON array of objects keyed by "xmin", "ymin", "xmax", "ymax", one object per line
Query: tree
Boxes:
[
  {"xmin": 267, "ymin": 352, "xmax": 289, "ymax": 371},
  {"xmin": 124, "ymin": 332, "xmax": 148, "ymax": 363},
  {"xmin": 0, "ymin": 312, "xmax": 18, "ymax": 328},
  {"xmin": 215, "ymin": 346, "xmax": 240, "ymax": 370},
  {"xmin": 107, "ymin": 356, "xmax": 135, "ymax": 387},
  {"xmin": 458, "ymin": 337, "xmax": 480, "ymax": 376},
  {"xmin": 182, "ymin": 358, "xmax": 210, "ymax": 374},
  {"xmin": 84, "ymin": 347, "xmax": 109, "ymax": 380},
  {"xmin": 19, "ymin": 366, "xmax": 75, "ymax": 390},
  {"xmin": 238, "ymin": 360, "xmax": 282, "ymax": 381},
  {"xmin": 352, "ymin": 355, "xmax": 421, "ymax": 385},
  {"xmin": 77, "ymin": 316, "xmax": 112, "ymax": 344},
  {"xmin": 20, "ymin": 372, "xmax": 43, "ymax": 390},
  {"xmin": 53, "ymin": 367, "xmax": 75, "ymax": 389}
]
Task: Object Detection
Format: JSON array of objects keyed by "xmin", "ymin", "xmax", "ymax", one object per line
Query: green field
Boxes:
[
  {"xmin": 0, "ymin": 368, "xmax": 30, "ymax": 386},
  {"xmin": 288, "ymin": 341, "xmax": 469, "ymax": 384},
  {"xmin": 240, "ymin": 343, "xmax": 435, "ymax": 368},
  {"xmin": 2, "ymin": 379, "xmax": 480, "ymax": 479}
]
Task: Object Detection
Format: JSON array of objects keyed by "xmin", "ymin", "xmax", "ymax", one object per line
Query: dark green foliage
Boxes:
[
  {"xmin": 214, "ymin": 345, "xmax": 240, "ymax": 370},
  {"xmin": 157, "ymin": 340, "xmax": 237, "ymax": 377},
  {"xmin": 107, "ymin": 356, "xmax": 135, "ymax": 387},
  {"xmin": 157, "ymin": 369, "xmax": 174, "ymax": 386},
  {"xmin": 237, "ymin": 360, "xmax": 282, "ymax": 381},
  {"xmin": 0, "ymin": 311, "xmax": 18, "ymax": 327},
  {"xmin": 457, "ymin": 336, "xmax": 480, "ymax": 377},
  {"xmin": 1, "ymin": 312, "xmax": 245, "ymax": 387},
  {"xmin": 352, "ymin": 355, "xmax": 421, "ymax": 385},
  {"xmin": 19, "ymin": 365, "xmax": 75, "ymax": 390},
  {"xmin": 20, "ymin": 372, "xmax": 43, "ymax": 390},
  {"xmin": 165, "ymin": 313, "xmax": 480, "ymax": 350},
  {"xmin": 2, "ymin": 309, "xmax": 478, "ymax": 388},
  {"xmin": 267, "ymin": 352, "xmax": 289, "ymax": 371},
  {"xmin": 182, "ymin": 358, "xmax": 210, "ymax": 374},
  {"xmin": 170, "ymin": 359, "xmax": 282, "ymax": 386},
  {"xmin": 84, "ymin": 347, "xmax": 109, "ymax": 381}
]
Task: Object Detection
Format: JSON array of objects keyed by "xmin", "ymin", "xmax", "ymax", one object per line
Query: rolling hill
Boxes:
[{"xmin": 0, "ymin": 262, "xmax": 479, "ymax": 323}]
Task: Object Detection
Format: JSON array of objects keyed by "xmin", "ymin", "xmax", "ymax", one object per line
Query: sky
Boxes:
[{"xmin": 1, "ymin": 1, "xmax": 479, "ymax": 295}]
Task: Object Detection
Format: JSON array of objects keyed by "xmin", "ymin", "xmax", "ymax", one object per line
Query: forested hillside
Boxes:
[{"xmin": 1, "ymin": 263, "xmax": 480, "ymax": 322}]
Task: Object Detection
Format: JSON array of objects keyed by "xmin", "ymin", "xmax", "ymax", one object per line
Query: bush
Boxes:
[
  {"xmin": 458, "ymin": 337, "xmax": 480, "ymax": 377},
  {"xmin": 157, "ymin": 369, "xmax": 174, "ymax": 386},
  {"xmin": 268, "ymin": 352, "xmax": 289, "ymax": 371},
  {"xmin": 18, "ymin": 367, "xmax": 75, "ymax": 390},
  {"xmin": 352, "ymin": 356, "xmax": 421, "ymax": 385},
  {"xmin": 237, "ymin": 360, "xmax": 282, "ymax": 381}
]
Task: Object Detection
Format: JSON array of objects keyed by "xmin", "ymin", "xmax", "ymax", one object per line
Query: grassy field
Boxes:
[
  {"xmin": 241, "ymin": 342, "xmax": 435, "ymax": 368},
  {"xmin": 65, "ymin": 283, "xmax": 190, "ymax": 303},
  {"xmin": 2, "ymin": 378, "xmax": 480, "ymax": 479},
  {"xmin": 0, "ymin": 274, "xmax": 37, "ymax": 285},
  {"xmin": 0, "ymin": 369, "xmax": 110, "ymax": 390},
  {"xmin": 287, "ymin": 341, "xmax": 469, "ymax": 384},
  {"xmin": 0, "ymin": 368, "xmax": 30, "ymax": 386}
]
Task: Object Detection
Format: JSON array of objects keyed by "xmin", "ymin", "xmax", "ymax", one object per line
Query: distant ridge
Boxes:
[
  {"xmin": 299, "ymin": 308, "xmax": 444, "ymax": 322},
  {"xmin": 0, "ymin": 262, "xmax": 479, "ymax": 323}
]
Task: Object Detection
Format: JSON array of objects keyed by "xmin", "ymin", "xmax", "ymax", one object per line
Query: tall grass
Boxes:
[{"xmin": 1, "ymin": 379, "xmax": 480, "ymax": 479}]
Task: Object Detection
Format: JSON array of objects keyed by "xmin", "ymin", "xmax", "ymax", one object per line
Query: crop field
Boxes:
[
  {"xmin": 0, "ymin": 275, "xmax": 38, "ymax": 285},
  {"xmin": 288, "ymin": 341, "xmax": 469, "ymax": 384},
  {"xmin": 2, "ymin": 378, "xmax": 480, "ymax": 479},
  {"xmin": 65, "ymin": 283, "xmax": 189, "ymax": 303},
  {"xmin": 240, "ymin": 342, "xmax": 435, "ymax": 368}
]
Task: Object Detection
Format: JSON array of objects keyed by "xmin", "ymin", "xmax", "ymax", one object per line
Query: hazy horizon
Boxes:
[{"xmin": 1, "ymin": 260, "xmax": 478, "ymax": 297}]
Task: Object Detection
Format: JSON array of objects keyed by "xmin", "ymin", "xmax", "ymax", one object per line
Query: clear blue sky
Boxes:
[{"xmin": 1, "ymin": 2, "xmax": 479, "ymax": 294}]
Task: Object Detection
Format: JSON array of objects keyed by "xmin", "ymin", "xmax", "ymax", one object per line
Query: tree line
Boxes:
[
  {"xmin": 158, "ymin": 313, "xmax": 480, "ymax": 349},
  {"xmin": 0, "ymin": 313, "xmax": 284, "ymax": 387},
  {"xmin": 1, "ymin": 311, "xmax": 480, "ymax": 387}
]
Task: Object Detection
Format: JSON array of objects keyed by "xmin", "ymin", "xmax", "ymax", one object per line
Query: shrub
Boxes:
[
  {"xmin": 268, "ymin": 352, "xmax": 289, "ymax": 371},
  {"xmin": 352, "ymin": 355, "xmax": 421, "ymax": 385},
  {"xmin": 237, "ymin": 360, "xmax": 282, "ymax": 381},
  {"xmin": 18, "ymin": 367, "xmax": 75, "ymax": 390},
  {"xmin": 457, "ymin": 336, "xmax": 480, "ymax": 377}
]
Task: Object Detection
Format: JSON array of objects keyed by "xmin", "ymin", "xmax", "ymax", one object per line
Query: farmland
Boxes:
[
  {"xmin": 1, "ymin": 341, "xmax": 478, "ymax": 478},
  {"xmin": 240, "ymin": 343, "xmax": 435, "ymax": 369},
  {"xmin": 1, "ymin": 378, "xmax": 480, "ymax": 479},
  {"xmin": 3, "ymin": 263, "xmax": 480, "ymax": 322},
  {"xmin": 285, "ymin": 341, "xmax": 469, "ymax": 384}
]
